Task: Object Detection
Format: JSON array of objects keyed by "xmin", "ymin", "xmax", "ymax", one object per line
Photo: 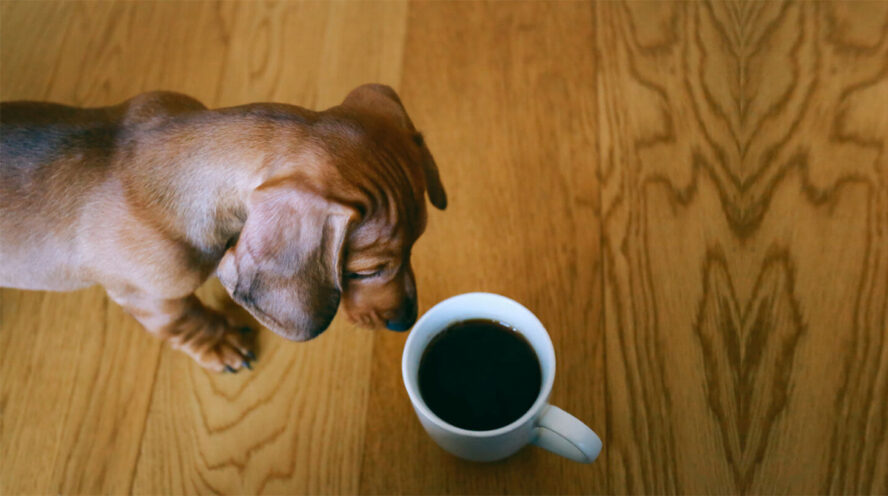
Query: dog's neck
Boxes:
[{"xmin": 122, "ymin": 107, "xmax": 314, "ymax": 259}]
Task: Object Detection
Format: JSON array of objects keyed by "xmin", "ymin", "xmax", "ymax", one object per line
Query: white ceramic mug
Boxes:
[{"xmin": 401, "ymin": 292, "xmax": 602, "ymax": 463}]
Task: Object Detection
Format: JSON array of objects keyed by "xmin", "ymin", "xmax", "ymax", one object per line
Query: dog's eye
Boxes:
[{"xmin": 346, "ymin": 268, "xmax": 384, "ymax": 280}]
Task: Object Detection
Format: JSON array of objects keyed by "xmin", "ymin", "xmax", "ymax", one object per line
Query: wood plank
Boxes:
[
  {"xmin": 597, "ymin": 1, "xmax": 888, "ymax": 493},
  {"xmin": 3, "ymin": 0, "xmax": 886, "ymax": 493},
  {"xmin": 0, "ymin": 287, "xmax": 161, "ymax": 494},
  {"xmin": 1, "ymin": 1, "xmax": 408, "ymax": 494},
  {"xmin": 127, "ymin": 2, "xmax": 408, "ymax": 494},
  {"xmin": 1, "ymin": 3, "xmax": 171, "ymax": 493},
  {"xmin": 358, "ymin": 2, "xmax": 605, "ymax": 493}
]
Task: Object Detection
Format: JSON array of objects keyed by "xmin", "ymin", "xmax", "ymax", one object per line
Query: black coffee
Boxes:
[{"xmin": 418, "ymin": 319, "xmax": 542, "ymax": 431}]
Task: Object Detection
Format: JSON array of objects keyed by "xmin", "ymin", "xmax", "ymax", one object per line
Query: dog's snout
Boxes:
[{"xmin": 385, "ymin": 298, "xmax": 417, "ymax": 332}]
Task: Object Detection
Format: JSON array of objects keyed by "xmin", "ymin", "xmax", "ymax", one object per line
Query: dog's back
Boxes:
[
  {"xmin": 1, "ymin": 96, "xmax": 195, "ymax": 288},
  {"xmin": 0, "ymin": 93, "xmax": 222, "ymax": 290},
  {"xmin": 0, "ymin": 102, "xmax": 121, "ymax": 289},
  {"xmin": 2, "ymin": 101, "xmax": 117, "ymax": 162}
]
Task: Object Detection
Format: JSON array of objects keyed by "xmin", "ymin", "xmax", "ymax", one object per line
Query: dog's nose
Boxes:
[{"xmin": 385, "ymin": 299, "xmax": 417, "ymax": 332}]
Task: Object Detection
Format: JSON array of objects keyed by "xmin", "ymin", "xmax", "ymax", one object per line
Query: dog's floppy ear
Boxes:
[
  {"xmin": 342, "ymin": 84, "xmax": 411, "ymax": 127},
  {"xmin": 217, "ymin": 182, "xmax": 354, "ymax": 341},
  {"xmin": 412, "ymin": 132, "xmax": 447, "ymax": 210},
  {"xmin": 342, "ymin": 84, "xmax": 447, "ymax": 210}
]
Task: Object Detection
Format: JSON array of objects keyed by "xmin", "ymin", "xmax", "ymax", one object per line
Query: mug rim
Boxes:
[{"xmin": 401, "ymin": 292, "xmax": 557, "ymax": 438}]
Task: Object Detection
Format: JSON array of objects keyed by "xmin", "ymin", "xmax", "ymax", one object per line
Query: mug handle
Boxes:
[{"xmin": 532, "ymin": 405, "xmax": 602, "ymax": 463}]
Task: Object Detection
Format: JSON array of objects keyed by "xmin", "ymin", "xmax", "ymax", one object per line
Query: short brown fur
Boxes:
[{"xmin": 0, "ymin": 85, "xmax": 446, "ymax": 372}]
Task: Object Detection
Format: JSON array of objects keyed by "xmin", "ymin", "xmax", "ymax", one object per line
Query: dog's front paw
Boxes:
[{"xmin": 168, "ymin": 314, "xmax": 257, "ymax": 373}]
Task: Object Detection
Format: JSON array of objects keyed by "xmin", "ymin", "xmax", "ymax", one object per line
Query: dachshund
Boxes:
[{"xmin": 0, "ymin": 84, "xmax": 446, "ymax": 372}]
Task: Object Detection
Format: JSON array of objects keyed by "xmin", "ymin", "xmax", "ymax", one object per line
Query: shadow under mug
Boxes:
[{"xmin": 401, "ymin": 292, "xmax": 602, "ymax": 463}]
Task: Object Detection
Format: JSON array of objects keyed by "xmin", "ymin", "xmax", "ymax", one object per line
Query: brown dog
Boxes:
[{"xmin": 0, "ymin": 84, "xmax": 446, "ymax": 372}]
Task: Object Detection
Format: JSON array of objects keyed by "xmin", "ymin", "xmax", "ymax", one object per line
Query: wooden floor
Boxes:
[{"xmin": 1, "ymin": 1, "xmax": 887, "ymax": 494}]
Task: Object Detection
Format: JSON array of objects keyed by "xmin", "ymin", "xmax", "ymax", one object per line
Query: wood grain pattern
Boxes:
[
  {"xmin": 598, "ymin": 1, "xmax": 888, "ymax": 493},
  {"xmin": 357, "ymin": 2, "xmax": 603, "ymax": 493},
  {"xmin": 1, "ymin": 1, "xmax": 408, "ymax": 494},
  {"xmin": 1, "ymin": 1, "xmax": 886, "ymax": 494},
  {"xmin": 127, "ymin": 2, "xmax": 409, "ymax": 494}
]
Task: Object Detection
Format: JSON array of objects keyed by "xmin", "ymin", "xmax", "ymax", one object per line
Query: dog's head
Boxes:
[{"xmin": 217, "ymin": 84, "xmax": 446, "ymax": 340}]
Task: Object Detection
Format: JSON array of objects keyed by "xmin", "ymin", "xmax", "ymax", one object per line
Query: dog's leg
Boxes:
[{"xmin": 108, "ymin": 291, "xmax": 255, "ymax": 372}]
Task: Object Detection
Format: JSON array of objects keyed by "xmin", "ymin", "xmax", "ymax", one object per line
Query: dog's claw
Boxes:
[
  {"xmin": 224, "ymin": 365, "xmax": 237, "ymax": 374},
  {"xmin": 243, "ymin": 360, "xmax": 253, "ymax": 370},
  {"xmin": 245, "ymin": 350, "xmax": 257, "ymax": 361},
  {"xmin": 239, "ymin": 326, "xmax": 253, "ymax": 335}
]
